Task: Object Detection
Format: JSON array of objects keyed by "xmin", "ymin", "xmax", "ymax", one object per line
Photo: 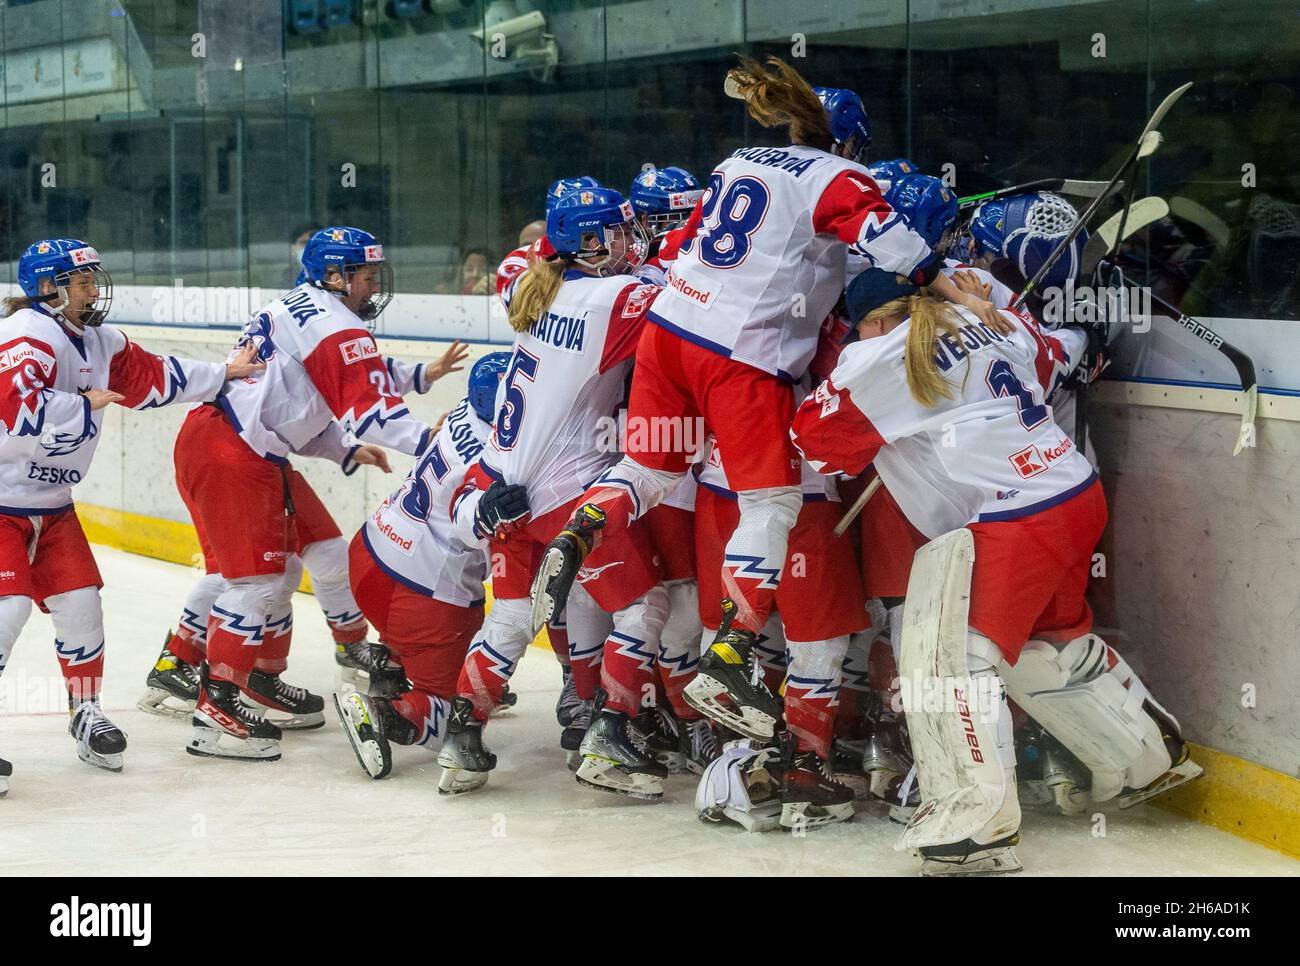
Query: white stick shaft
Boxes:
[{"xmin": 833, "ymin": 476, "xmax": 883, "ymax": 538}]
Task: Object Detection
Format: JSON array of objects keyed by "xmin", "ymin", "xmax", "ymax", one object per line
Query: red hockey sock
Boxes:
[
  {"xmin": 392, "ymin": 691, "xmax": 452, "ymax": 750},
  {"xmin": 56, "ymin": 644, "xmax": 104, "ymax": 704},
  {"xmin": 546, "ymin": 621, "xmax": 571, "ymax": 667},
  {"xmin": 599, "ymin": 630, "xmax": 656, "ymax": 716}
]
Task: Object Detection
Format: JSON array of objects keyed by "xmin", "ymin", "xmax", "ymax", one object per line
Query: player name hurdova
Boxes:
[
  {"xmin": 728, "ymin": 146, "xmax": 819, "ymax": 177},
  {"xmin": 931, "ymin": 320, "xmax": 1008, "ymax": 372},
  {"xmin": 529, "ymin": 311, "xmax": 587, "ymax": 353}
]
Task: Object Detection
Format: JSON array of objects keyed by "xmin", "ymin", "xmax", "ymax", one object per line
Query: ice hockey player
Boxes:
[
  {"xmin": 173, "ymin": 226, "xmax": 429, "ymax": 762},
  {"xmin": 790, "ymin": 264, "xmax": 1202, "ymax": 874},
  {"xmin": 0, "ymin": 238, "xmax": 262, "ymax": 785},
  {"xmin": 439, "ymin": 187, "xmax": 675, "ymax": 799},
  {"xmin": 335, "ymin": 352, "xmax": 523, "ymax": 782}
]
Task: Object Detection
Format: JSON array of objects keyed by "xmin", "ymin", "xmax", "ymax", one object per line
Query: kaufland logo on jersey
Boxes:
[
  {"xmin": 665, "ymin": 270, "xmax": 715, "ymax": 307},
  {"xmin": 339, "ymin": 337, "xmax": 379, "ymax": 365},
  {"xmin": 1009, "ymin": 436, "xmax": 1074, "ymax": 479}
]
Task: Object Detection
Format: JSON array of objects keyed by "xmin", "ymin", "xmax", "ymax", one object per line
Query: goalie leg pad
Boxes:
[
  {"xmin": 1001, "ymin": 635, "xmax": 1170, "ymax": 801},
  {"xmin": 895, "ymin": 531, "xmax": 1013, "ymax": 851}
]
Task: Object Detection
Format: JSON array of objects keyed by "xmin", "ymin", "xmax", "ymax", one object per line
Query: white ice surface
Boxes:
[{"xmin": 2, "ymin": 547, "xmax": 1296, "ymax": 877}]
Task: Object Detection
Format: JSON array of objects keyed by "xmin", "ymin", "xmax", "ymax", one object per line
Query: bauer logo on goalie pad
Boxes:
[{"xmin": 339, "ymin": 337, "xmax": 379, "ymax": 365}]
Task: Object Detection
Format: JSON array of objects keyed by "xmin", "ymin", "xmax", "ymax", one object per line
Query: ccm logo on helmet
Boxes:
[{"xmin": 339, "ymin": 337, "xmax": 379, "ymax": 365}]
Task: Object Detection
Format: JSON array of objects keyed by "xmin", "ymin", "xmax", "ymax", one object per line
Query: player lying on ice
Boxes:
[
  {"xmin": 0, "ymin": 238, "xmax": 262, "ymax": 793},
  {"xmin": 785, "ymin": 258, "xmax": 1203, "ymax": 875}
]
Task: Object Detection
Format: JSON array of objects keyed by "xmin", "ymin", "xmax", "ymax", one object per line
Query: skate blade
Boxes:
[
  {"xmin": 864, "ymin": 752, "xmax": 911, "ymax": 775},
  {"xmin": 529, "ymin": 550, "xmax": 565, "ymax": 635},
  {"xmin": 888, "ymin": 803, "xmax": 917, "ymax": 825},
  {"xmin": 76, "ymin": 748, "xmax": 124, "ymax": 773},
  {"xmin": 1117, "ymin": 759, "xmax": 1205, "ymax": 809},
  {"xmin": 565, "ymin": 749, "xmax": 582, "ymax": 771},
  {"xmin": 332, "ymin": 693, "xmax": 391, "ymax": 779},
  {"xmin": 920, "ymin": 846, "xmax": 1022, "ymax": 877},
  {"xmin": 437, "ymin": 766, "xmax": 489, "ymax": 795},
  {"xmin": 656, "ymin": 750, "xmax": 691, "ymax": 774},
  {"xmin": 336, "ymin": 665, "xmax": 370, "ymax": 688},
  {"xmin": 682, "ymin": 674, "xmax": 776, "ymax": 740},
  {"xmin": 575, "ymin": 757, "xmax": 664, "ymax": 800},
  {"xmin": 241, "ymin": 696, "xmax": 325, "ymax": 731},
  {"xmin": 137, "ymin": 687, "xmax": 196, "ymax": 719},
  {"xmin": 1046, "ymin": 776, "xmax": 1090, "ymax": 815},
  {"xmin": 780, "ymin": 800, "xmax": 854, "ymax": 831},
  {"xmin": 186, "ymin": 726, "xmax": 281, "ymax": 762}
]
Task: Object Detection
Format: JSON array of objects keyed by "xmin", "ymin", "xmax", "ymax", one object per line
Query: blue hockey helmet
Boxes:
[
  {"xmin": 17, "ymin": 238, "xmax": 113, "ymax": 327},
  {"xmin": 864, "ymin": 158, "xmax": 919, "ymax": 194},
  {"xmin": 545, "ymin": 176, "xmax": 602, "ymax": 214},
  {"xmin": 468, "ymin": 351, "xmax": 512, "ymax": 425},
  {"xmin": 546, "ymin": 187, "xmax": 648, "ymax": 276},
  {"xmin": 814, "ymin": 87, "xmax": 872, "ymax": 164},
  {"xmin": 1000, "ymin": 193, "xmax": 1089, "ymax": 292},
  {"xmin": 301, "ymin": 226, "xmax": 393, "ymax": 325},
  {"xmin": 967, "ymin": 198, "xmax": 1008, "ymax": 262},
  {"xmin": 886, "ymin": 174, "xmax": 959, "ymax": 252},
  {"xmin": 628, "ymin": 165, "xmax": 704, "ymax": 233}
]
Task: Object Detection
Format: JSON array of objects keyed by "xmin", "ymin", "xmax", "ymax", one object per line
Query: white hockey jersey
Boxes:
[
  {"xmin": 478, "ymin": 270, "xmax": 660, "ymax": 517},
  {"xmin": 219, "ymin": 283, "xmax": 430, "ymax": 467},
  {"xmin": 0, "ymin": 307, "xmax": 226, "ymax": 515},
  {"xmin": 362, "ymin": 396, "xmax": 490, "ymax": 606},
  {"xmin": 650, "ymin": 144, "xmax": 937, "ymax": 381},
  {"xmin": 791, "ymin": 303, "xmax": 1092, "ymax": 539}
]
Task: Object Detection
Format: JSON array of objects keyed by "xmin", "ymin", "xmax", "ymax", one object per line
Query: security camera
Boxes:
[{"xmin": 470, "ymin": 10, "xmax": 546, "ymax": 55}]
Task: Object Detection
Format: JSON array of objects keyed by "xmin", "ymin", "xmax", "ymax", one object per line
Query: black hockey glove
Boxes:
[{"xmin": 473, "ymin": 481, "xmax": 531, "ymax": 540}]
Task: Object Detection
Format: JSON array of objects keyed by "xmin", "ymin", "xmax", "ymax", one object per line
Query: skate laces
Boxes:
[
  {"xmin": 72, "ymin": 700, "xmax": 117, "ymax": 741},
  {"xmin": 276, "ymin": 678, "xmax": 309, "ymax": 702}
]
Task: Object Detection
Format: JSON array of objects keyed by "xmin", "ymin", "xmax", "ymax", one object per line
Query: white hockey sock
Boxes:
[
  {"xmin": 0, "ymin": 595, "xmax": 34, "ymax": 677},
  {"xmin": 302, "ymin": 537, "xmax": 368, "ymax": 640}
]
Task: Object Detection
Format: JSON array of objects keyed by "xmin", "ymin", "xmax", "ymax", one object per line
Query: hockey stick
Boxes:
[
  {"xmin": 833, "ymin": 475, "xmax": 882, "ymax": 538},
  {"xmin": 1101, "ymin": 267, "xmax": 1259, "ymax": 456},
  {"xmin": 1012, "ymin": 82, "xmax": 1193, "ymax": 313},
  {"xmin": 958, "ymin": 179, "xmax": 1118, "ymax": 211}
]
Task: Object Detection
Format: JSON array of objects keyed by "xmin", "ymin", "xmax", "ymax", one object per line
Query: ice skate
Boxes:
[
  {"xmin": 918, "ymin": 835, "xmax": 1023, "ymax": 876},
  {"xmin": 886, "ymin": 767, "xmax": 921, "ymax": 824},
  {"xmin": 0, "ymin": 756, "xmax": 10, "ymax": 797},
  {"xmin": 530, "ymin": 504, "xmax": 605, "ymax": 633},
  {"xmin": 680, "ymin": 718, "xmax": 721, "ymax": 775},
  {"xmin": 862, "ymin": 711, "xmax": 912, "ymax": 777},
  {"xmin": 683, "ymin": 599, "xmax": 782, "ymax": 740},
  {"xmin": 188, "ymin": 665, "xmax": 282, "ymax": 762},
  {"xmin": 776, "ymin": 736, "xmax": 854, "ymax": 830},
  {"xmin": 69, "ymin": 697, "xmax": 127, "ymax": 773},
  {"xmin": 333, "ymin": 688, "xmax": 397, "ymax": 779},
  {"xmin": 560, "ymin": 697, "xmax": 594, "ymax": 769},
  {"xmin": 241, "ymin": 669, "xmax": 326, "ymax": 730},
  {"xmin": 437, "ymin": 696, "xmax": 496, "ymax": 794},
  {"xmin": 576, "ymin": 692, "xmax": 667, "ymax": 799},
  {"xmin": 555, "ymin": 665, "xmax": 581, "ymax": 727},
  {"xmin": 335, "ymin": 640, "xmax": 407, "ymax": 696},
  {"xmin": 137, "ymin": 632, "xmax": 201, "ymax": 718},
  {"xmin": 630, "ymin": 705, "xmax": 687, "ymax": 773},
  {"xmin": 1041, "ymin": 735, "xmax": 1090, "ymax": 815},
  {"xmin": 1118, "ymin": 732, "xmax": 1204, "ymax": 808}
]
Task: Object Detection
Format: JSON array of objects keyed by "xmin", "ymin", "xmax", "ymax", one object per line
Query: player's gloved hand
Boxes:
[{"xmin": 474, "ymin": 481, "xmax": 531, "ymax": 540}]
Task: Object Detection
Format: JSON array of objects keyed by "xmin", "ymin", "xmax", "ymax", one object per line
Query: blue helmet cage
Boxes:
[
  {"xmin": 813, "ymin": 87, "xmax": 872, "ymax": 164},
  {"xmin": 545, "ymin": 176, "xmax": 602, "ymax": 214},
  {"xmin": 468, "ymin": 351, "xmax": 512, "ymax": 425},
  {"xmin": 628, "ymin": 165, "xmax": 704, "ymax": 234},
  {"xmin": 546, "ymin": 187, "xmax": 649, "ymax": 277},
  {"xmin": 886, "ymin": 173, "xmax": 959, "ymax": 254},
  {"xmin": 301, "ymin": 226, "xmax": 394, "ymax": 326},
  {"xmin": 1001, "ymin": 192, "xmax": 1089, "ymax": 294},
  {"xmin": 17, "ymin": 238, "xmax": 114, "ymax": 327}
]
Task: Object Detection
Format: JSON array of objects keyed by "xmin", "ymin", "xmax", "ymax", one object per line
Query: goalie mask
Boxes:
[
  {"xmin": 302, "ymin": 226, "xmax": 394, "ymax": 327},
  {"xmin": 18, "ymin": 238, "xmax": 114, "ymax": 329},
  {"xmin": 1000, "ymin": 192, "xmax": 1090, "ymax": 293},
  {"xmin": 547, "ymin": 187, "xmax": 649, "ymax": 277}
]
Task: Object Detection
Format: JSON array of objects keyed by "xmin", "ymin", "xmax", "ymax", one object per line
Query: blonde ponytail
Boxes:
[
  {"xmin": 861, "ymin": 292, "xmax": 969, "ymax": 408},
  {"xmin": 507, "ymin": 256, "xmax": 565, "ymax": 333},
  {"xmin": 726, "ymin": 56, "xmax": 833, "ymax": 152},
  {"xmin": 3, "ymin": 296, "xmax": 35, "ymax": 317}
]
